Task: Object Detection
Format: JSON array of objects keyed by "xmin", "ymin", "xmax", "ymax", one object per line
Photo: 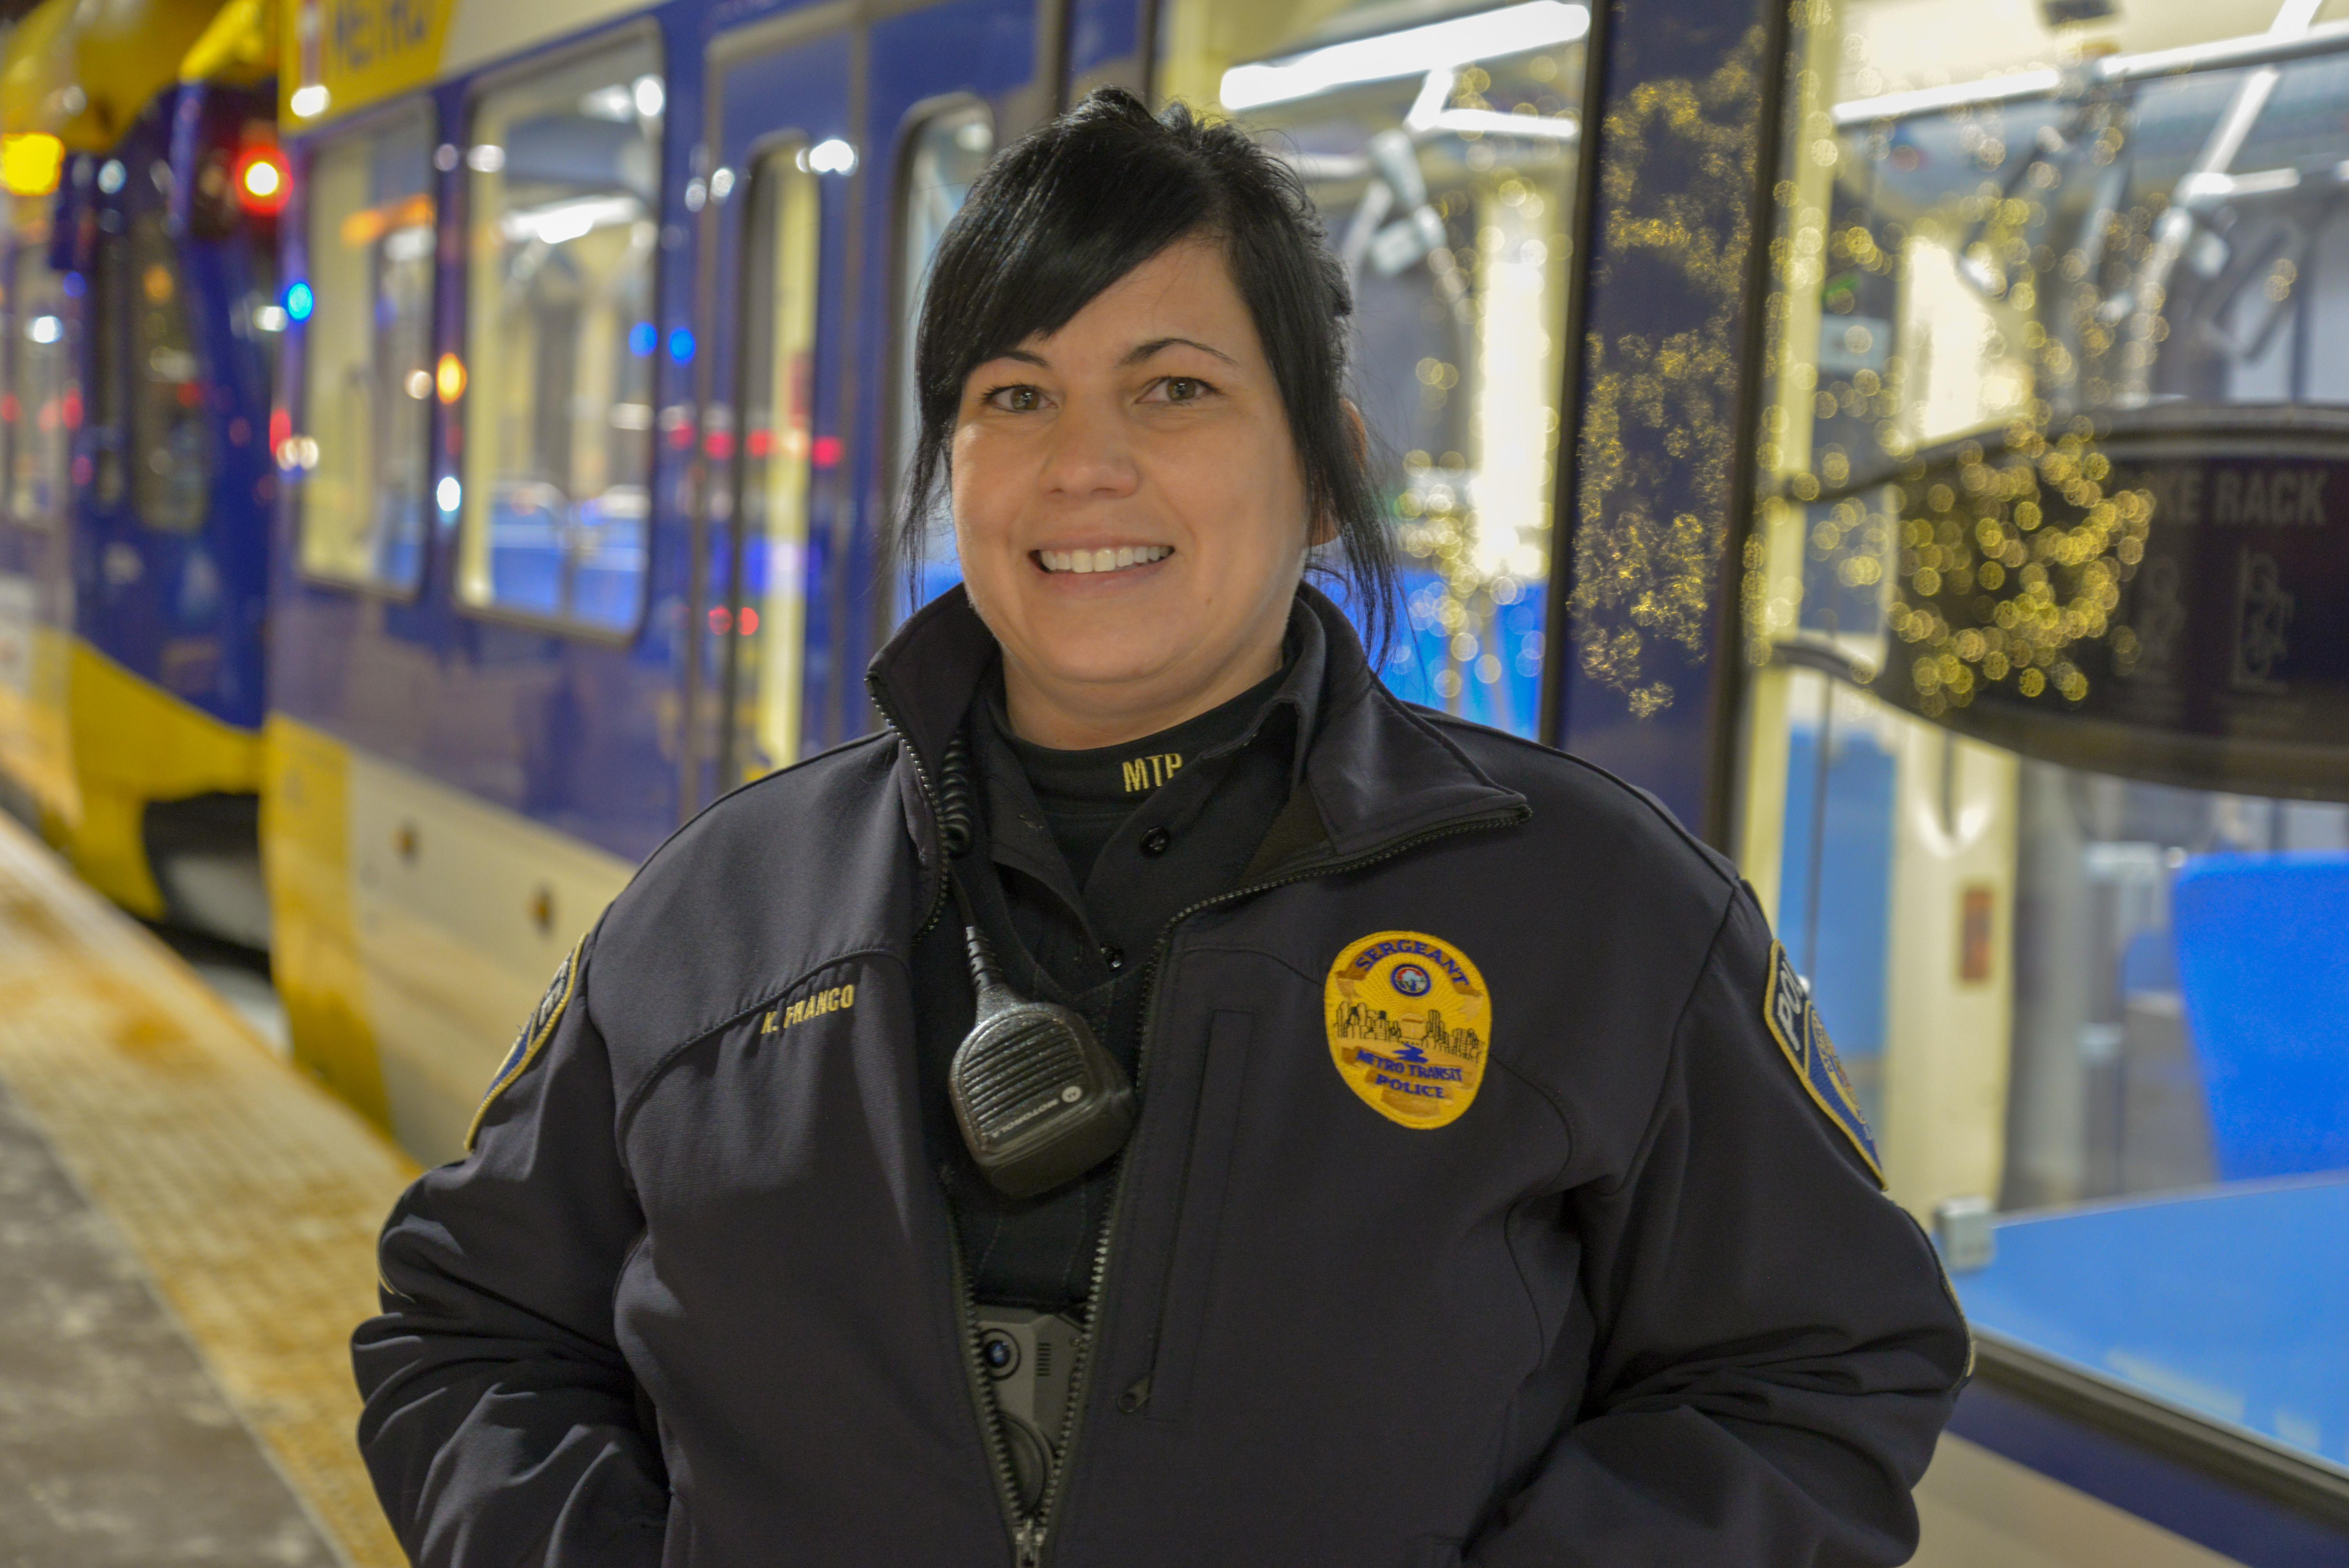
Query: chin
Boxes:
[{"xmin": 1021, "ymin": 631, "xmax": 1191, "ymax": 693}]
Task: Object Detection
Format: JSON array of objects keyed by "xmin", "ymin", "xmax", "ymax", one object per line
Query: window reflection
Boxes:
[
  {"xmin": 896, "ymin": 102, "xmax": 993, "ymax": 612},
  {"xmin": 299, "ymin": 106, "xmax": 434, "ymax": 588},
  {"xmin": 459, "ymin": 38, "xmax": 662, "ymax": 633},
  {"xmin": 1160, "ymin": 0, "xmax": 1586, "ymax": 736}
]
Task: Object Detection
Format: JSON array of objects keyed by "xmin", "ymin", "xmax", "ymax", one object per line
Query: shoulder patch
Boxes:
[
  {"xmin": 466, "ymin": 939, "xmax": 583, "ymax": 1152},
  {"xmin": 1763, "ymin": 942, "xmax": 1884, "ymax": 1186},
  {"xmin": 1326, "ymin": 930, "xmax": 1490, "ymax": 1128}
]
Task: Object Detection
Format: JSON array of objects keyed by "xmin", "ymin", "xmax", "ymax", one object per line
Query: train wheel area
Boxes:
[{"xmin": 0, "ymin": 808, "xmax": 411, "ymax": 1567}]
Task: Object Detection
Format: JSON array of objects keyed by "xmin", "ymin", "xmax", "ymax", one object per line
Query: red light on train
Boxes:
[{"xmin": 232, "ymin": 143, "xmax": 289, "ymax": 217}]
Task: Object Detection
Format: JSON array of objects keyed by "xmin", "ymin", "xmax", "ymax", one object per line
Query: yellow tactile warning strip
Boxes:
[{"xmin": 0, "ymin": 812, "xmax": 416, "ymax": 1568}]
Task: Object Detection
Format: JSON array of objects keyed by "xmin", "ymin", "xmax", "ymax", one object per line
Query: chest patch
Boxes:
[
  {"xmin": 1326, "ymin": 930, "xmax": 1490, "ymax": 1129},
  {"xmin": 1763, "ymin": 942, "xmax": 1884, "ymax": 1187}
]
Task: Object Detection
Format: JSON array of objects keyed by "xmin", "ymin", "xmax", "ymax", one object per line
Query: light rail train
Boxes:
[{"xmin": 0, "ymin": 0, "xmax": 2343, "ymax": 1559}]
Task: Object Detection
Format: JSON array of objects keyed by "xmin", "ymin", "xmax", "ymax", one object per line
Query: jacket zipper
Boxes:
[
  {"xmin": 1020, "ymin": 803, "xmax": 1531, "ymax": 1568},
  {"xmin": 867, "ymin": 681, "xmax": 955, "ymax": 936},
  {"xmin": 940, "ymin": 1195, "xmax": 1046, "ymax": 1561},
  {"xmin": 873, "ymin": 691, "xmax": 1041, "ymax": 1557}
]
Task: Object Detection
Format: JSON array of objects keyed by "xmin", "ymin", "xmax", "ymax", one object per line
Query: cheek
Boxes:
[
  {"xmin": 1163, "ymin": 425, "xmax": 1308, "ymax": 572},
  {"xmin": 948, "ymin": 431, "xmax": 1019, "ymax": 549}
]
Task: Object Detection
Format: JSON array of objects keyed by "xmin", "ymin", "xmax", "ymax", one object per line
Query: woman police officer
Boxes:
[{"xmin": 354, "ymin": 89, "xmax": 1969, "ymax": 1566}]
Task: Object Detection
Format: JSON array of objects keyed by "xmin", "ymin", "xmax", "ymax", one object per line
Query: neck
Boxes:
[{"xmin": 1003, "ymin": 637, "xmax": 1283, "ymax": 750}]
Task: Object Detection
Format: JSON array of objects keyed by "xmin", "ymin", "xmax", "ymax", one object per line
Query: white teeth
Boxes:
[{"xmin": 1038, "ymin": 545, "xmax": 1173, "ymax": 574}]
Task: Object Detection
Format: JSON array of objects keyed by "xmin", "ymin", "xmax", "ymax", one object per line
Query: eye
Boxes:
[
  {"xmin": 1150, "ymin": 375, "xmax": 1217, "ymax": 405},
  {"xmin": 984, "ymin": 383, "xmax": 1045, "ymax": 413}
]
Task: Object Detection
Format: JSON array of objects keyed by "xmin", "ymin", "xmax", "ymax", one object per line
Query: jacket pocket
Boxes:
[{"xmin": 1139, "ymin": 1008, "xmax": 1251, "ymax": 1424}]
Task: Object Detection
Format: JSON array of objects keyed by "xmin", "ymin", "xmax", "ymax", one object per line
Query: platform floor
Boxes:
[{"xmin": 0, "ymin": 813, "xmax": 413, "ymax": 1568}]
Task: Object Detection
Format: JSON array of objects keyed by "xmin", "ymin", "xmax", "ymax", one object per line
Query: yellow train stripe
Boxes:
[{"xmin": 64, "ymin": 639, "xmax": 263, "ymax": 919}]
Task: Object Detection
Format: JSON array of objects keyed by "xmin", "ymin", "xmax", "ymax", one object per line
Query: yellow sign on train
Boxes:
[{"xmin": 282, "ymin": 0, "xmax": 457, "ymax": 126}]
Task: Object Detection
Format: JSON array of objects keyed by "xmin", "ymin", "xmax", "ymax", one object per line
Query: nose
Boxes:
[{"xmin": 1037, "ymin": 390, "xmax": 1140, "ymax": 504}]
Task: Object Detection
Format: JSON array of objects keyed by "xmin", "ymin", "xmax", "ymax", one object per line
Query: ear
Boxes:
[{"xmin": 1308, "ymin": 400, "xmax": 1370, "ymax": 549}]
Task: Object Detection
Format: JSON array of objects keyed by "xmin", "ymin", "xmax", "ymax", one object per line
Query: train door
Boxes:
[
  {"xmin": 697, "ymin": 15, "xmax": 855, "ymax": 793},
  {"xmin": 694, "ymin": 0, "xmax": 1047, "ymax": 786}
]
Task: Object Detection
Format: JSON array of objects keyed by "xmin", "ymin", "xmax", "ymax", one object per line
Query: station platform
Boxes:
[{"xmin": 0, "ymin": 811, "xmax": 413, "ymax": 1567}]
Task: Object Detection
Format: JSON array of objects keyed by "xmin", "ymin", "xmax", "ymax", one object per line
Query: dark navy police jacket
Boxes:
[{"xmin": 354, "ymin": 587, "xmax": 1971, "ymax": 1568}]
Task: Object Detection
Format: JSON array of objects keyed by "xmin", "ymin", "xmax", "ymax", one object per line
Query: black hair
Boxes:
[{"xmin": 899, "ymin": 86, "xmax": 1398, "ymax": 656}]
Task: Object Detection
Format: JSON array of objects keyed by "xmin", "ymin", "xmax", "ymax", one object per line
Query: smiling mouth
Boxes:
[{"xmin": 1035, "ymin": 545, "xmax": 1173, "ymax": 575}]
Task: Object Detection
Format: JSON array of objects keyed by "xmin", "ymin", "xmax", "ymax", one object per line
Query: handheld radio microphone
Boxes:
[{"xmin": 936, "ymin": 734, "xmax": 1136, "ymax": 1199}]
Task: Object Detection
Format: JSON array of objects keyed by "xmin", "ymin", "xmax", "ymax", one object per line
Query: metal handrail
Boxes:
[{"xmin": 1830, "ymin": 16, "xmax": 2349, "ymax": 129}]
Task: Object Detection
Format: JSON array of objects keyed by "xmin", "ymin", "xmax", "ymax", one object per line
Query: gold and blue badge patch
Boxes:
[
  {"xmin": 466, "ymin": 938, "xmax": 583, "ymax": 1151},
  {"xmin": 1326, "ymin": 930, "xmax": 1490, "ymax": 1128},
  {"xmin": 1763, "ymin": 942, "xmax": 1883, "ymax": 1186}
]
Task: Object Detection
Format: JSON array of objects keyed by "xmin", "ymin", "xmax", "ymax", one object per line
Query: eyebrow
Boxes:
[
  {"xmin": 983, "ymin": 337, "xmax": 1238, "ymax": 372},
  {"xmin": 1121, "ymin": 336, "xmax": 1237, "ymax": 367}
]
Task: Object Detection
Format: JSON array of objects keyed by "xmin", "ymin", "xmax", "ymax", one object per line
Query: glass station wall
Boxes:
[
  {"xmin": 1739, "ymin": 0, "xmax": 2349, "ymax": 1230},
  {"xmin": 1157, "ymin": 0, "xmax": 1587, "ymax": 736}
]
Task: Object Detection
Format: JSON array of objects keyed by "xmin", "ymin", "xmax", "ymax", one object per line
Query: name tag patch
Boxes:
[
  {"xmin": 764, "ymin": 983, "xmax": 855, "ymax": 1033},
  {"xmin": 1326, "ymin": 930, "xmax": 1490, "ymax": 1129},
  {"xmin": 1763, "ymin": 942, "xmax": 1884, "ymax": 1186}
]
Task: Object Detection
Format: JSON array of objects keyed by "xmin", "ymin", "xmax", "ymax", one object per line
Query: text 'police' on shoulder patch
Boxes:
[
  {"xmin": 466, "ymin": 937, "xmax": 583, "ymax": 1152},
  {"xmin": 1763, "ymin": 942, "xmax": 1884, "ymax": 1186},
  {"xmin": 1326, "ymin": 931, "xmax": 1490, "ymax": 1129}
]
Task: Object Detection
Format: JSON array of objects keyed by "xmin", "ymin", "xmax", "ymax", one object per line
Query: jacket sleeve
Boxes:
[
  {"xmin": 1469, "ymin": 891, "xmax": 1972, "ymax": 1568},
  {"xmin": 351, "ymin": 929, "xmax": 668, "ymax": 1568}
]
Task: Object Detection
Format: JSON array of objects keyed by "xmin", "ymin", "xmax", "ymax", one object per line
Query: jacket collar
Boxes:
[{"xmin": 865, "ymin": 582, "xmax": 1528, "ymax": 892}]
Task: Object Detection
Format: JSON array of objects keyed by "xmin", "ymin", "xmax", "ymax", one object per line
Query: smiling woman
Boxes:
[{"xmin": 356, "ymin": 85, "xmax": 1969, "ymax": 1568}]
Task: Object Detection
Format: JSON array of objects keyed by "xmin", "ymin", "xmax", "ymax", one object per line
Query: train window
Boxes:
[
  {"xmin": 1157, "ymin": 0, "xmax": 1589, "ymax": 736},
  {"xmin": 130, "ymin": 210, "xmax": 208, "ymax": 532},
  {"xmin": 457, "ymin": 37, "xmax": 663, "ymax": 634},
  {"xmin": 297, "ymin": 105, "xmax": 436, "ymax": 590},
  {"xmin": 1741, "ymin": 0, "xmax": 2349, "ymax": 1466},
  {"xmin": 894, "ymin": 102, "xmax": 993, "ymax": 610},
  {"xmin": 730, "ymin": 143, "xmax": 822, "ymax": 780},
  {"xmin": 6, "ymin": 234, "xmax": 71, "ymax": 529}
]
